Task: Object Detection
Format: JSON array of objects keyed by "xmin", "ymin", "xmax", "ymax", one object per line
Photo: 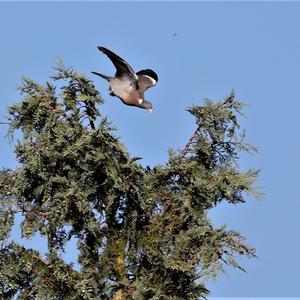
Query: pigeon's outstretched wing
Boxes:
[
  {"xmin": 97, "ymin": 46, "xmax": 137, "ymax": 80},
  {"xmin": 136, "ymin": 69, "xmax": 158, "ymax": 93}
]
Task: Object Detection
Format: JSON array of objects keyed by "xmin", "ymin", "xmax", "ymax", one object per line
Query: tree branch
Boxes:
[{"xmin": 181, "ymin": 126, "xmax": 200, "ymax": 158}]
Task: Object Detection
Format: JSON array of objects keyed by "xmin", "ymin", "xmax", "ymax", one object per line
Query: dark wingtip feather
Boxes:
[
  {"xmin": 97, "ymin": 46, "xmax": 106, "ymax": 52},
  {"xmin": 97, "ymin": 46, "xmax": 113, "ymax": 56}
]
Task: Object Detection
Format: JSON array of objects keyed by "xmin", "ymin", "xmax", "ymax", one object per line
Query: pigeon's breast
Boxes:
[{"xmin": 110, "ymin": 78, "xmax": 140, "ymax": 105}]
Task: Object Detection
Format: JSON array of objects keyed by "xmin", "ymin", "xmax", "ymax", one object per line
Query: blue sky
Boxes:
[{"xmin": 1, "ymin": 1, "xmax": 300, "ymax": 298}]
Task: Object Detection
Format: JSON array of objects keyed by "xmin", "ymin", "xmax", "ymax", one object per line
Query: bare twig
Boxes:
[{"xmin": 181, "ymin": 126, "xmax": 200, "ymax": 158}]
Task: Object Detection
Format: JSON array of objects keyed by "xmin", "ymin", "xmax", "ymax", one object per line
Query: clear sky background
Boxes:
[{"xmin": 0, "ymin": 1, "xmax": 299, "ymax": 298}]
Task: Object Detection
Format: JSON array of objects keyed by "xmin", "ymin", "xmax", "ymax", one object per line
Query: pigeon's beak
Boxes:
[{"xmin": 147, "ymin": 108, "xmax": 153, "ymax": 113}]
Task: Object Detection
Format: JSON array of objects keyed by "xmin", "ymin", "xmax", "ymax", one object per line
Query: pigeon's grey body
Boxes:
[{"xmin": 92, "ymin": 46, "xmax": 158, "ymax": 112}]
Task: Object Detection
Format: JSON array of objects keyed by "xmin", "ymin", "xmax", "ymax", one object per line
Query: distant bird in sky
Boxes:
[{"xmin": 92, "ymin": 46, "xmax": 158, "ymax": 112}]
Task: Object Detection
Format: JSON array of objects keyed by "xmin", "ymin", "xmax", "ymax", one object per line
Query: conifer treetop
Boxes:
[{"xmin": 0, "ymin": 64, "xmax": 260, "ymax": 300}]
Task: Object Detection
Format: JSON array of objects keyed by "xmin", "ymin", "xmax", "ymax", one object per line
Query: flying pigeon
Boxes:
[{"xmin": 92, "ymin": 46, "xmax": 158, "ymax": 112}]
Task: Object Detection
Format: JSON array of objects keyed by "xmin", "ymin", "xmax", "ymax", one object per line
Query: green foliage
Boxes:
[{"xmin": 0, "ymin": 64, "xmax": 260, "ymax": 299}]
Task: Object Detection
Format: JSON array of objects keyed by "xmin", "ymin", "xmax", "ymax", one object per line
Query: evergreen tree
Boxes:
[{"xmin": 0, "ymin": 64, "xmax": 260, "ymax": 299}]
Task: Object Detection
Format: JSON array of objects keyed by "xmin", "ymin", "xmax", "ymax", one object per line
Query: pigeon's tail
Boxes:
[{"xmin": 91, "ymin": 71, "xmax": 111, "ymax": 81}]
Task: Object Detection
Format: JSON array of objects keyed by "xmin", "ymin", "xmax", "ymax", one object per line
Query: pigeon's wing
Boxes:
[
  {"xmin": 136, "ymin": 69, "xmax": 158, "ymax": 92},
  {"xmin": 97, "ymin": 46, "xmax": 137, "ymax": 80},
  {"xmin": 137, "ymin": 74, "xmax": 157, "ymax": 93}
]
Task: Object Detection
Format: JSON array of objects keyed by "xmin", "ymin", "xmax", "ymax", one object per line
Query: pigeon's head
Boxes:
[
  {"xmin": 136, "ymin": 69, "xmax": 158, "ymax": 83},
  {"xmin": 140, "ymin": 100, "xmax": 153, "ymax": 113}
]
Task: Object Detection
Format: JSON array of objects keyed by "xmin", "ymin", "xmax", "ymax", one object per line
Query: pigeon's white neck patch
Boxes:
[{"xmin": 144, "ymin": 75, "xmax": 157, "ymax": 85}]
